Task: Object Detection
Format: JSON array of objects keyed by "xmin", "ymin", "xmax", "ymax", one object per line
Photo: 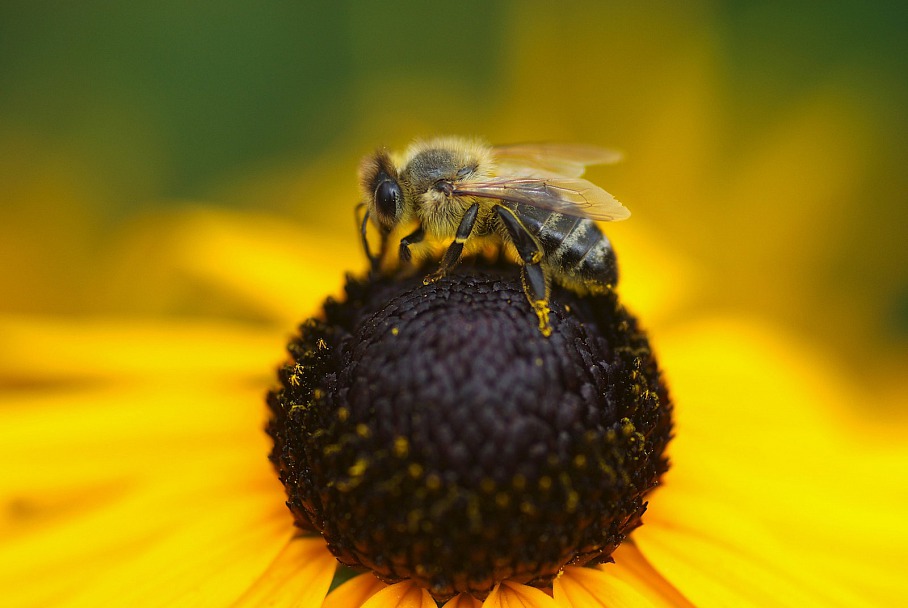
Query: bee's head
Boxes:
[{"xmin": 359, "ymin": 149, "xmax": 404, "ymax": 232}]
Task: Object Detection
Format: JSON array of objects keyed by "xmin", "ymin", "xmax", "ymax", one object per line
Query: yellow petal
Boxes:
[
  {"xmin": 0, "ymin": 346, "xmax": 293, "ymax": 607},
  {"xmin": 554, "ymin": 564, "xmax": 686, "ymax": 608},
  {"xmin": 606, "ymin": 543, "xmax": 693, "ymax": 608},
  {"xmin": 233, "ymin": 536, "xmax": 338, "ymax": 608},
  {"xmin": 608, "ymin": 220, "xmax": 703, "ymax": 328},
  {"xmin": 4, "ymin": 485, "xmax": 292, "ymax": 608},
  {"xmin": 635, "ymin": 486, "xmax": 881, "ymax": 607},
  {"xmin": 0, "ymin": 382, "xmax": 274, "ymax": 503},
  {"xmin": 160, "ymin": 209, "xmax": 357, "ymax": 324},
  {"xmin": 483, "ymin": 581, "xmax": 558, "ymax": 608},
  {"xmin": 442, "ymin": 593, "xmax": 482, "ymax": 608},
  {"xmin": 0, "ymin": 315, "xmax": 283, "ymax": 386},
  {"xmin": 323, "ymin": 573, "xmax": 387, "ymax": 608},
  {"xmin": 646, "ymin": 318, "xmax": 908, "ymax": 604},
  {"xmin": 361, "ymin": 581, "xmax": 436, "ymax": 608},
  {"xmin": 1, "ymin": 474, "xmax": 287, "ymax": 607}
]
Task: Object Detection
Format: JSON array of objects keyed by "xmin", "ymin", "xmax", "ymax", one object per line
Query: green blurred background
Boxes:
[{"xmin": 1, "ymin": 1, "xmax": 906, "ymax": 391}]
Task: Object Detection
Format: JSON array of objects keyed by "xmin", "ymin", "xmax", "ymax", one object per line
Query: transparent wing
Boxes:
[
  {"xmin": 454, "ymin": 177, "xmax": 630, "ymax": 221},
  {"xmin": 493, "ymin": 143, "xmax": 622, "ymax": 178}
]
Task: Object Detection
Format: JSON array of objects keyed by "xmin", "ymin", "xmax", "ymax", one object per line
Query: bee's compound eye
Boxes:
[{"xmin": 376, "ymin": 180, "xmax": 402, "ymax": 220}]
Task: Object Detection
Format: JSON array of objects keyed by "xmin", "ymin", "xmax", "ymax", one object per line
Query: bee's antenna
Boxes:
[{"xmin": 355, "ymin": 202, "xmax": 380, "ymax": 273}]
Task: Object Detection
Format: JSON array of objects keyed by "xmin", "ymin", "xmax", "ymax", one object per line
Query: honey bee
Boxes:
[{"xmin": 357, "ymin": 136, "xmax": 630, "ymax": 336}]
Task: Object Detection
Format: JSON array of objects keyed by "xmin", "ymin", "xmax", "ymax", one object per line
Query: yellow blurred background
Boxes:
[{"xmin": 1, "ymin": 2, "xmax": 906, "ymax": 410}]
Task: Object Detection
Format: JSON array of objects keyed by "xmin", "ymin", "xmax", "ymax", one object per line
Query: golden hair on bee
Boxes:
[{"xmin": 399, "ymin": 136, "xmax": 496, "ymax": 179}]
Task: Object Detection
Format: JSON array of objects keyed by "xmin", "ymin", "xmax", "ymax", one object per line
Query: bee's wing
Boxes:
[
  {"xmin": 493, "ymin": 143, "xmax": 622, "ymax": 178},
  {"xmin": 454, "ymin": 177, "xmax": 630, "ymax": 221}
]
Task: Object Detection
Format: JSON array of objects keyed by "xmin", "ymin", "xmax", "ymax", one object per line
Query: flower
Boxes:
[
  {"xmin": 268, "ymin": 262, "xmax": 672, "ymax": 600},
  {"xmin": 2, "ymin": 209, "xmax": 906, "ymax": 607}
]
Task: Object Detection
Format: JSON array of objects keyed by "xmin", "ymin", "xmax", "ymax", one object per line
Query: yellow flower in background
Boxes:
[{"xmin": 1, "ymin": 209, "xmax": 906, "ymax": 607}]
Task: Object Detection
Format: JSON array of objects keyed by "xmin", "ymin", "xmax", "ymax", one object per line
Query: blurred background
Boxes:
[{"xmin": 1, "ymin": 1, "xmax": 906, "ymax": 408}]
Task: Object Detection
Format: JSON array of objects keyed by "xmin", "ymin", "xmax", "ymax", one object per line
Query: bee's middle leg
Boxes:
[
  {"xmin": 494, "ymin": 206, "xmax": 552, "ymax": 337},
  {"xmin": 424, "ymin": 203, "xmax": 479, "ymax": 284}
]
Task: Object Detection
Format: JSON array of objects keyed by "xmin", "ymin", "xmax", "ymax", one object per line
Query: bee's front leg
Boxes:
[
  {"xmin": 355, "ymin": 203, "xmax": 380, "ymax": 272},
  {"xmin": 494, "ymin": 206, "xmax": 552, "ymax": 337},
  {"xmin": 424, "ymin": 203, "xmax": 479, "ymax": 284},
  {"xmin": 398, "ymin": 225, "xmax": 425, "ymax": 264}
]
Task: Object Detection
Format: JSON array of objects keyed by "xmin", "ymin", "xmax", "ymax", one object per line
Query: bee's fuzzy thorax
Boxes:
[{"xmin": 400, "ymin": 135, "xmax": 496, "ymax": 178}]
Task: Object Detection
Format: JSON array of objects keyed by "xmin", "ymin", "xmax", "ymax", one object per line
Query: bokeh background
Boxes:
[{"xmin": 2, "ymin": 1, "xmax": 906, "ymax": 412}]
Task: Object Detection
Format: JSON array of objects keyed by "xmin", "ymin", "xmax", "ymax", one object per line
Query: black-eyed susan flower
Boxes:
[
  {"xmin": 1, "ymin": 211, "xmax": 906, "ymax": 607},
  {"xmin": 268, "ymin": 262, "xmax": 671, "ymax": 601}
]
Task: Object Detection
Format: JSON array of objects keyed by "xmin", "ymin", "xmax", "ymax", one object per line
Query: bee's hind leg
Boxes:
[
  {"xmin": 494, "ymin": 206, "xmax": 552, "ymax": 337},
  {"xmin": 424, "ymin": 203, "xmax": 479, "ymax": 284},
  {"xmin": 521, "ymin": 263, "xmax": 553, "ymax": 337}
]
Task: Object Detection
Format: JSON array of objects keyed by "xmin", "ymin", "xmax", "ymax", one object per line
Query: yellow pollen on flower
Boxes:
[
  {"xmin": 348, "ymin": 458, "xmax": 368, "ymax": 477},
  {"xmin": 407, "ymin": 509, "xmax": 422, "ymax": 532},
  {"xmin": 512, "ymin": 474, "xmax": 527, "ymax": 490},
  {"xmin": 393, "ymin": 436, "xmax": 409, "ymax": 457},
  {"xmin": 425, "ymin": 474, "xmax": 442, "ymax": 490},
  {"xmin": 467, "ymin": 498, "xmax": 481, "ymax": 523},
  {"xmin": 621, "ymin": 418, "xmax": 635, "ymax": 436}
]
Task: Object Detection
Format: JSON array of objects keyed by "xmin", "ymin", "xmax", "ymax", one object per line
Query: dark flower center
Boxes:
[{"xmin": 266, "ymin": 261, "xmax": 672, "ymax": 601}]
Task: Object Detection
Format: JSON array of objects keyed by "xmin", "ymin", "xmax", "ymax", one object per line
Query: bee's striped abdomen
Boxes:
[{"xmin": 509, "ymin": 203, "xmax": 618, "ymax": 290}]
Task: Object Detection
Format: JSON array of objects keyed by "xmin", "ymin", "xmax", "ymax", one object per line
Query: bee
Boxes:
[{"xmin": 357, "ymin": 136, "xmax": 630, "ymax": 336}]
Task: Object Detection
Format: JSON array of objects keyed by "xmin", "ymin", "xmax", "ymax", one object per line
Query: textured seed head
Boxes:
[{"xmin": 267, "ymin": 261, "xmax": 672, "ymax": 600}]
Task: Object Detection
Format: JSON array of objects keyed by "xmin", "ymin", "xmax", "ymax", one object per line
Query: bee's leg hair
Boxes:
[
  {"xmin": 399, "ymin": 225, "xmax": 425, "ymax": 263},
  {"xmin": 424, "ymin": 203, "xmax": 479, "ymax": 284},
  {"xmin": 494, "ymin": 205, "xmax": 552, "ymax": 336}
]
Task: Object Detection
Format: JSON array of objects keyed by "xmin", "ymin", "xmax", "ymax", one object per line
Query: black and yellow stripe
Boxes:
[{"xmin": 506, "ymin": 203, "xmax": 617, "ymax": 289}]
